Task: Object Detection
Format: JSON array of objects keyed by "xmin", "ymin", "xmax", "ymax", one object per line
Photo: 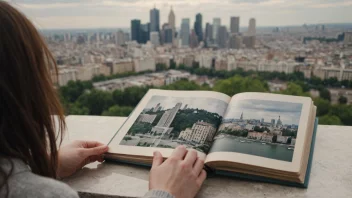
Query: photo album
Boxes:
[{"xmin": 105, "ymin": 89, "xmax": 318, "ymax": 188}]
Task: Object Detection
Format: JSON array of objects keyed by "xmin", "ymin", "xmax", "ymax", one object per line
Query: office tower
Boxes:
[
  {"xmin": 248, "ymin": 18, "xmax": 256, "ymax": 36},
  {"xmin": 213, "ymin": 18, "xmax": 221, "ymax": 45},
  {"xmin": 230, "ymin": 16, "xmax": 240, "ymax": 33},
  {"xmin": 150, "ymin": 32, "xmax": 160, "ymax": 46},
  {"xmin": 115, "ymin": 30, "xmax": 125, "ymax": 46},
  {"xmin": 181, "ymin": 18, "xmax": 190, "ymax": 47},
  {"xmin": 124, "ymin": 33, "xmax": 130, "ymax": 42},
  {"xmin": 205, "ymin": 23, "xmax": 213, "ymax": 45},
  {"xmin": 163, "ymin": 25, "xmax": 173, "ymax": 44},
  {"xmin": 194, "ymin": 13, "xmax": 203, "ymax": 42},
  {"xmin": 229, "ymin": 34, "xmax": 242, "ymax": 49},
  {"xmin": 150, "ymin": 7, "xmax": 160, "ymax": 32},
  {"xmin": 131, "ymin": 19, "xmax": 141, "ymax": 43},
  {"xmin": 190, "ymin": 29, "xmax": 199, "ymax": 48},
  {"xmin": 156, "ymin": 103, "xmax": 182, "ymax": 127},
  {"xmin": 168, "ymin": 6, "xmax": 176, "ymax": 44},
  {"xmin": 243, "ymin": 35, "xmax": 255, "ymax": 48},
  {"xmin": 140, "ymin": 23, "xmax": 150, "ymax": 44},
  {"xmin": 217, "ymin": 25, "xmax": 228, "ymax": 48}
]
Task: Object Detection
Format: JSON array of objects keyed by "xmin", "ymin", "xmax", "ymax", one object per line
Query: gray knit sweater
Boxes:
[{"xmin": 0, "ymin": 158, "xmax": 174, "ymax": 198}]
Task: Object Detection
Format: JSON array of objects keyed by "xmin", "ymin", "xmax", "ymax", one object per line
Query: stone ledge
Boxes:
[{"xmin": 62, "ymin": 116, "xmax": 352, "ymax": 198}]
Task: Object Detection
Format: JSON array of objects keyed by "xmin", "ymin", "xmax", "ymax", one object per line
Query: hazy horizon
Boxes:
[{"xmin": 6, "ymin": 0, "xmax": 352, "ymax": 29}]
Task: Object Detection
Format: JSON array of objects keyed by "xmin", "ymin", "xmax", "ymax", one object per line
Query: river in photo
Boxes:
[{"xmin": 209, "ymin": 136, "xmax": 294, "ymax": 162}]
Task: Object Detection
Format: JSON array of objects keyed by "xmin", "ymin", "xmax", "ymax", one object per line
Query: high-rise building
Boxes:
[
  {"xmin": 229, "ymin": 33, "xmax": 242, "ymax": 49},
  {"xmin": 194, "ymin": 13, "xmax": 203, "ymax": 42},
  {"xmin": 140, "ymin": 23, "xmax": 150, "ymax": 44},
  {"xmin": 230, "ymin": 16, "xmax": 240, "ymax": 33},
  {"xmin": 240, "ymin": 112, "xmax": 243, "ymax": 120},
  {"xmin": 168, "ymin": 6, "xmax": 176, "ymax": 44},
  {"xmin": 150, "ymin": 31, "xmax": 160, "ymax": 46},
  {"xmin": 243, "ymin": 35, "xmax": 255, "ymax": 48},
  {"xmin": 181, "ymin": 18, "xmax": 190, "ymax": 47},
  {"xmin": 217, "ymin": 25, "xmax": 228, "ymax": 48},
  {"xmin": 150, "ymin": 7, "xmax": 160, "ymax": 32},
  {"xmin": 190, "ymin": 29, "xmax": 199, "ymax": 48},
  {"xmin": 164, "ymin": 27, "xmax": 173, "ymax": 44},
  {"xmin": 205, "ymin": 23, "xmax": 213, "ymax": 45},
  {"xmin": 248, "ymin": 18, "xmax": 256, "ymax": 36},
  {"xmin": 115, "ymin": 30, "xmax": 125, "ymax": 46},
  {"xmin": 156, "ymin": 103, "xmax": 182, "ymax": 128},
  {"xmin": 213, "ymin": 18, "xmax": 221, "ymax": 45},
  {"xmin": 131, "ymin": 19, "xmax": 141, "ymax": 43}
]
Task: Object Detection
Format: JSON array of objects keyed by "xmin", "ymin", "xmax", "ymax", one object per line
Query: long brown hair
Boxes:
[{"xmin": 0, "ymin": 0, "xmax": 65, "ymax": 190}]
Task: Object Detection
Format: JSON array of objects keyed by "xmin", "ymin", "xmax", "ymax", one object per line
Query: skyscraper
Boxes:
[
  {"xmin": 194, "ymin": 13, "xmax": 203, "ymax": 42},
  {"xmin": 150, "ymin": 7, "xmax": 160, "ymax": 32},
  {"xmin": 217, "ymin": 25, "xmax": 228, "ymax": 48},
  {"xmin": 131, "ymin": 19, "xmax": 141, "ymax": 43},
  {"xmin": 156, "ymin": 103, "xmax": 182, "ymax": 127},
  {"xmin": 150, "ymin": 32, "xmax": 160, "ymax": 46},
  {"xmin": 205, "ymin": 23, "xmax": 213, "ymax": 45},
  {"xmin": 213, "ymin": 18, "xmax": 221, "ymax": 45},
  {"xmin": 168, "ymin": 6, "xmax": 176, "ymax": 43},
  {"xmin": 248, "ymin": 18, "xmax": 256, "ymax": 36},
  {"xmin": 190, "ymin": 29, "xmax": 199, "ymax": 48},
  {"xmin": 140, "ymin": 23, "xmax": 150, "ymax": 44},
  {"xmin": 229, "ymin": 33, "xmax": 242, "ymax": 49},
  {"xmin": 181, "ymin": 18, "xmax": 190, "ymax": 47},
  {"xmin": 115, "ymin": 30, "xmax": 125, "ymax": 46},
  {"xmin": 230, "ymin": 16, "xmax": 240, "ymax": 33}
]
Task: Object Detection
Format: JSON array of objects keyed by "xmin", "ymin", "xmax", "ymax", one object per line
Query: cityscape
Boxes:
[
  {"xmin": 10, "ymin": 1, "xmax": 352, "ymax": 126},
  {"xmin": 210, "ymin": 100, "xmax": 303, "ymax": 162},
  {"xmin": 120, "ymin": 95, "xmax": 228, "ymax": 153}
]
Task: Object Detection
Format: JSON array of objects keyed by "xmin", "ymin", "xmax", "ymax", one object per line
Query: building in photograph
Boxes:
[
  {"xmin": 133, "ymin": 57, "xmax": 156, "ymax": 72},
  {"xmin": 205, "ymin": 23, "xmax": 213, "ymax": 45},
  {"xmin": 151, "ymin": 103, "xmax": 182, "ymax": 135},
  {"xmin": 140, "ymin": 23, "xmax": 150, "ymax": 44},
  {"xmin": 115, "ymin": 30, "xmax": 126, "ymax": 46},
  {"xmin": 138, "ymin": 114, "xmax": 157, "ymax": 124},
  {"xmin": 179, "ymin": 121, "xmax": 216, "ymax": 144}
]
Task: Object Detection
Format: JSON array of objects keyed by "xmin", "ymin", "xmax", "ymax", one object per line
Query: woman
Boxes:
[{"xmin": 0, "ymin": 2, "xmax": 206, "ymax": 198}]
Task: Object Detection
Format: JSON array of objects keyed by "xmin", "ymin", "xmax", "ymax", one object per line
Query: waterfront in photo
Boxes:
[{"xmin": 210, "ymin": 136, "xmax": 294, "ymax": 162}]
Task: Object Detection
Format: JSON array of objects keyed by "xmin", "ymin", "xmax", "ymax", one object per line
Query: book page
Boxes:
[
  {"xmin": 205, "ymin": 92, "xmax": 313, "ymax": 173},
  {"xmin": 108, "ymin": 89, "xmax": 230, "ymax": 160}
]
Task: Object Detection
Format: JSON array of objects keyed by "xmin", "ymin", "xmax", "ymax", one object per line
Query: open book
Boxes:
[{"xmin": 106, "ymin": 89, "xmax": 318, "ymax": 187}]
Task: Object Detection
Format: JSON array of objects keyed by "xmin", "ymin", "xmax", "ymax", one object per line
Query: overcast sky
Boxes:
[
  {"xmin": 6, "ymin": 0, "xmax": 352, "ymax": 29},
  {"xmin": 224, "ymin": 99, "xmax": 303, "ymax": 125},
  {"xmin": 144, "ymin": 95, "xmax": 228, "ymax": 116}
]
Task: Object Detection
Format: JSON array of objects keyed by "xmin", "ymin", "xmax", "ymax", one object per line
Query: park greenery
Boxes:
[{"xmin": 58, "ymin": 64, "xmax": 352, "ymax": 126}]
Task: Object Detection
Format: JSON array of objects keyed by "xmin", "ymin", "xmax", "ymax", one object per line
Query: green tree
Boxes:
[
  {"xmin": 313, "ymin": 98, "xmax": 331, "ymax": 116},
  {"xmin": 330, "ymin": 105, "xmax": 352, "ymax": 126},
  {"xmin": 59, "ymin": 80, "xmax": 93, "ymax": 103},
  {"xmin": 77, "ymin": 89, "xmax": 113, "ymax": 115},
  {"xmin": 338, "ymin": 95, "xmax": 348, "ymax": 104},
  {"xmin": 319, "ymin": 115, "xmax": 343, "ymax": 125},
  {"xmin": 102, "ymin": 105, "xmax": 134, "ymax": 116},
  {"xmin": 319, "ymin": 88, "xmax": 331, "ymax": 101},
  {"xmin": 156, "ymin": 63, "xmax": 168, "ymax": 71},
  {"xmin": 68, "ymin": 102, "xmax": 90, "ymax": 115},
  {"xmin": 213, "ymin": 75, "xmax": 269, "ymax": 96},
  {"xmin": 280, "ymin": 82, "xmax": 309, "ymax": 96}
]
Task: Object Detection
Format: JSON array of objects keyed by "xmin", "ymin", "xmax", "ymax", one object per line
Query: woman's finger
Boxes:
[
  {"xmin": 152, "ymin": 151, "xmax": 163, "ymax": 169},
  {"xmin": 184, "ymin": 149, "xmax": 197, "ymax": 166},
  {"xmin": 170, "ymin": 145, "xmax": 188, "ymax": 160},
  {"xmin": 196, "ymin": 170, "xmax": 207, "ymax": 186},
  {"xmin": 84, "ymin": 145, "xmax": 109, "ymax": 157},
  {"xmin": 193, "ymin": 158, "xmax": 205, "ymax": 176}
]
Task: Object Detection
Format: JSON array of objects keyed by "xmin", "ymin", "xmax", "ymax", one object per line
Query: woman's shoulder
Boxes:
[{"xmin": 0, "ymin": 158, "xmax": 79, "ymax": 198}]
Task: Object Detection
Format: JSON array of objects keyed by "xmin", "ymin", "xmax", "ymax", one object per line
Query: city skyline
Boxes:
[
  {"xmin": 224, "ymin": 100, "xmax": 303, "ymax": 125},
  {"xmin": 8, "ymin": 0, "xmax": 352, "ymax": 29},
  {"xmin": 144, "ymin": 95, "xmax": 228, "ymax": 116}
]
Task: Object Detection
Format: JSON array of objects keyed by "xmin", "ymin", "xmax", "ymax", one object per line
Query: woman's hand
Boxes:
[
  {"xmin": 57, "ymin": 140, "xmax": 108, "ymax": 178},
  {"xmin": 149, "ymin": 146, "xmax": 207, "ymax": 198}
]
